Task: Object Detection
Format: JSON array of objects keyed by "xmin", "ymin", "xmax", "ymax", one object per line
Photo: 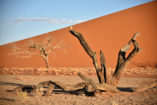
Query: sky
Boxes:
[{"xmin": 0, "ymin": 0, "xmax": 154, "ymax": 45}]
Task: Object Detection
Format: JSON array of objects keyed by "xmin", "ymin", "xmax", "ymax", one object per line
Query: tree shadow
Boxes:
[
  {"xmin": 52, "ymin": 86, "xmax": 85, "ymax": 95},
  {"xmin": 0, "ymin": 81, "xmax": 29, "ymax": 87},
  {"xmin": 117, "ymin": 87, "xmax": 135, "ymax": 92},
  {"xmin": 0, "ymin": 98, "xmax": 15, "ymax": 102},
  {"xmin": 52, "ymin": 86, "xmax": 96, "ymax": 96},
  {"xmin": 0, "ymin": 81, "xmax": 35, "ymax": 93}
]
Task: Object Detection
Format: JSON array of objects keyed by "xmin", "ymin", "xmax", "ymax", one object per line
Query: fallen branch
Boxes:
[{"xmin": 134, "ymin": 80, "xmax": 157, "ymax": 92}]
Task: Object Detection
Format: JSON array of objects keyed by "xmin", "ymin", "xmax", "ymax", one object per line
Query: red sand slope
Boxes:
[{"xmin": 0, "ymin": 1, "xmax": 157, "ymax": 68}]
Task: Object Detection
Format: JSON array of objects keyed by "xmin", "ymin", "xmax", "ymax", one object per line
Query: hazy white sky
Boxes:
[{"xmin": 0, "ymin": 0, "xmax": 153, "ymax": 45}]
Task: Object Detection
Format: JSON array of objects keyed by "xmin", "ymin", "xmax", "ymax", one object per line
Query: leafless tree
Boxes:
[
  {"xmin": 10, "ymin": 36, "xmax": 65, "ymax": 69},
  {"xmin": 12, "ymin": 26, "xmax": 157, "ymax": 96}
]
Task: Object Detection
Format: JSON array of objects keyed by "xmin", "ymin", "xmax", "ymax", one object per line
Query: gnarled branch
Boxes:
[
  {"xmin": 109, "ymin": 32, "xmax": 141, "ymax": 86},
  {"xmin": 69, "ymin": 26, "xmax": 105, "ymax": 83}
]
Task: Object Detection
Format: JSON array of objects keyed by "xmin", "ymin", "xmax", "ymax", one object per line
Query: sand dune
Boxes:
[{"xmin": 0, "ymin": 1, "xmax": 157, "ymax": 68}]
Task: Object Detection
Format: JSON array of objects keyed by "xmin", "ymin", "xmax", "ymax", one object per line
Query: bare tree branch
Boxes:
[
  {"xmin": 109, "ymin": 32, "xmax": 141, "ymax": 86},
  {"xmin": 134, "ymin": 80, "xmax": 157, "ymax": 92},
  {"xmin": 69, "ymin": 26, "xmax": 105, "ymax": 84}
]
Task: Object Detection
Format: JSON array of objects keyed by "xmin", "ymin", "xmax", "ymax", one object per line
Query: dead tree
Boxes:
[
  {"xmin": 10, "ymin": 36, "xmax": 65, "ymax": 69},
  {"xmin": 69, "ymin": 26, "xmax": 141, "ymax": 87},
  {"xmin": 12, "ymin": 26, "xmax": 157, "ymax": 96}
]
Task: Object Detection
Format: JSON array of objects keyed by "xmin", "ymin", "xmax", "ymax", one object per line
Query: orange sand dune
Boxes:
[{"xmin": 0, "ymin": 1, "xmax": 157, "ymax": 68}]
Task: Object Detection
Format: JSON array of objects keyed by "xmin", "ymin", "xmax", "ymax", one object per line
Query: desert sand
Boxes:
[
  {"xmin": 0, "ymin": 67, "xmax": 157, "ymax": 105},
  {"xmin": 0, "ymin": 1, "xmax": 157, "ymax": 68},
  {"xmin": 0, "ymin": 70, "xmax": 157, "ymax": 105}
]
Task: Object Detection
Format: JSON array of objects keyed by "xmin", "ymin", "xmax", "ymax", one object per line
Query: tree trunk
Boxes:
[
  {"xmin": 45, "ymin": 57, "xmax": 49, "ymax": 69},
  {"xmin": 41, "ymin": 55, "xmax": 49, "ymax": 69}
]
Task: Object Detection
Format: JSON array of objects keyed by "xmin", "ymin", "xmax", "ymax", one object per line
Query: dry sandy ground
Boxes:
[
  {"xmin": 0, "ymin": 73, "xmax": 157, "ymax": 105},
  {"xmin": 1, "ymin": 67, "xmax": 157, "ymax": 77}
]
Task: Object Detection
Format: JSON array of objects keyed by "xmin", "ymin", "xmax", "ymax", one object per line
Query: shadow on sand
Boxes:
[{"xmin": 0, "ymin": 98, "xmax": 15, "ymax": 102}]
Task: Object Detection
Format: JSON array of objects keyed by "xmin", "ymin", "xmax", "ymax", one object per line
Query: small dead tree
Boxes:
[
  {"xmin": 10, "ymin": 36, "xmax": 65, "ymax": 70},
  {"xmin": 12, "ymin": 26, "xmax": 157, "ymax": 96}
]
